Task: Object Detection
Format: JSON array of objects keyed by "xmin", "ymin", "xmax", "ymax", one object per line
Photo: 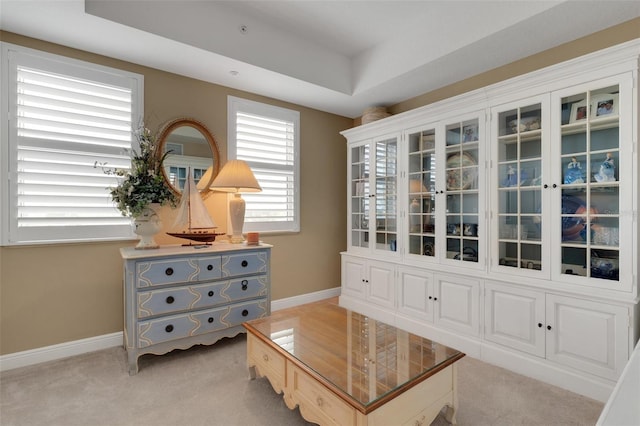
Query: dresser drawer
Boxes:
[
  {"xmin": 221, "ymin": 299, "xmax": 268, "ymax": 327},
  {"xmin": 137, "ymin": 258, "xmax": 198, "ymax": 287},
  {"xmin": 138, "ymin": 312, "xmax": 199, "ymax": 348},
  {"xmin": 197, "ymin": 256, "xmax": 222, "ymax": 281},
  {"xmin": 222, "ymin": 276, "xmax": 268, "ymax": 303},
  {"xmin": 221, "ymin": 251, "xmax": 268, "ymax": 277},
  {"xmin": 138, "ymin": 281, "xmax": 229, "ymax": 319}
]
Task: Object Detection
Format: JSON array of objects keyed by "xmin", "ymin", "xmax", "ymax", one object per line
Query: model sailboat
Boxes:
[{"xmin": 166, "ymin": 169, "xmax": 223, "ymax": 244}]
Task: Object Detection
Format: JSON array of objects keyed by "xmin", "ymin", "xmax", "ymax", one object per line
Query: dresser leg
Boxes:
[{"xmin": 128, "ymin": 352, "xmax": 139, "ymax": 376}]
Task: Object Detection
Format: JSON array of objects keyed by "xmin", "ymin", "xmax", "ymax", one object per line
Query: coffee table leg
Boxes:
[
  {"xmin": 445, "ymin": 363, "xmax": 459, "ymax": 424},
  {"xmin": 248, "ymin": 364, "xmax": 257, "ymax": 380}
]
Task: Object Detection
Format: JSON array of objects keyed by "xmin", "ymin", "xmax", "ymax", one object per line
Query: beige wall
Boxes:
[
  {"xmin": 0, "ymin": 31, "xmax": 352, "ymax": 354},
  {"xmin": 2, "ymin": 17, "xmax": 639, "ymax": 355}
]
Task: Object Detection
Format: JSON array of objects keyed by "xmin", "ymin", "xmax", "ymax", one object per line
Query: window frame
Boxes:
[
  {"xmin": 1, "ymin": 42, "xmax": 144, "ymax": 246},
  {"xmin": 227, "ymin": 96, "xmax": 300, "ymax": 234}
]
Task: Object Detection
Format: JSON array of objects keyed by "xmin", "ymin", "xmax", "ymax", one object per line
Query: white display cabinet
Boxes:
[{"xmin": 340, "ymin": 40, "xmax": 639, "ymax": 402}]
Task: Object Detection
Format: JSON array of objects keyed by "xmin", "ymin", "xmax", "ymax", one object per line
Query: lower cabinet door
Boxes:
[
  {"xmin": 367, "ymin": 261, "xmax": 395, "ymax": 309},
  {"xmin": 434, "ymin": 274, "xmax": 480, "ymax": 336},
  {"xmin": 545, "ymin": 294, "xmax": 628, "ymax": 380},
  {"xmin": 341, "ymin": 256, "xmax": 366, "ymax": 298},
  {"xmin": 484, "ymin": 282, "xmax": 545, "ymax": 357},
  {"xmin": 397, "ymin": 267, "xmax": 434, "ymax": 322}
]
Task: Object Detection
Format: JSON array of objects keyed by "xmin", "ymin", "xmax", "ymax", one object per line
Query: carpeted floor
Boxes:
[{"xmin": 1, "ymin": 334, "xmax": 603, "ymax": 426}]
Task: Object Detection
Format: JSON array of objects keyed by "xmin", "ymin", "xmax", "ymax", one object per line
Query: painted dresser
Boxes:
[{"xmin": 120, "ymin": 243, "xmax": 271, "ymax": 375}]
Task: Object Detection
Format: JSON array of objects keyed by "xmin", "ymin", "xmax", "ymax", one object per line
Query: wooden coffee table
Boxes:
[{"xmin": 243, "ymin": 298, "xmax": 465, "ymax": 426}]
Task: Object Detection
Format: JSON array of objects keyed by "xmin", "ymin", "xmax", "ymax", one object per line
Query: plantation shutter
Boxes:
[
  {"xmin": 5, "ymin": 45, "xmax": 142, "ymax": 244},
  {"xmin": 228, "ymin": 97, "xmax": 300, "ymax": 233}
]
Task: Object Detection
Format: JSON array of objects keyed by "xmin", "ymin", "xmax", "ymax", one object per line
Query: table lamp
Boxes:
[{"xmin": 210, "ymin": 160, "xmax": 262, "ymax": 243}]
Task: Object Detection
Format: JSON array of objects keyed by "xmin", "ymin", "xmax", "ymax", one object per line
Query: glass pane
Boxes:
[
  {"xmin": 446, "ymin": 238, "xmax": 460, "ymax": 259},
  {"xmin": 499, "ymin": 242, "xmax": 518, "ymax": 267},
  {"xmin": 591, "ymin": 249, "xmax": 619, "ymax": 281},
  {"xmin": 521, "ymin": 189, "xmax": 541, "ymax": 214},
  {"xmin": 562, "ymin": 155, "xmax": 587, "ymax": 184},
  {"xmin": 499, "ymin": 189, "xmax": 518, "ymax": 214},
  {"xmin": 562, "ymin": 247, "xmax": 587, "ymax": 277},
  {"xmin": 591, "ymin": 151, "xmax": 617, "ymax": 183}
]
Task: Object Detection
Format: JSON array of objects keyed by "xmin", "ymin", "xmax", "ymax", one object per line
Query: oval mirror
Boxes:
[{"xmin": 157, "ymin": 118, "xmax": 220, "ymax": 197}]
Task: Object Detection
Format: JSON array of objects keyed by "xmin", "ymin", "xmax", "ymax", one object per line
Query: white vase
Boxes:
[{"xmin": 133, "ymin": 203, "xmax": 162, "ymax": 249}]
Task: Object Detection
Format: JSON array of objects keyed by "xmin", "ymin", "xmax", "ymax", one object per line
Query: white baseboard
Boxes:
[
  {"xmin": 0, "ymin": 332, "xmax": 123, "ymax": 372},
  {"xmin": 271, "ymin": 286, "xmax": 341, "ymax": 311},
  {"xmin": 0, "ymin": 287, "xmax": 342, "ymax": 372}
]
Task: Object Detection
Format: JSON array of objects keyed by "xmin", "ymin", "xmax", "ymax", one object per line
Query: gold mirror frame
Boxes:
[{"xmin": 157, "ymin": 118, "xmax": 220, "ymax": 197}]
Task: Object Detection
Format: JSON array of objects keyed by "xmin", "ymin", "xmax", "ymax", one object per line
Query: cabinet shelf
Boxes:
[{"xmin": 561, "ymin": 115, "xmax": 619, "ymax": 135}]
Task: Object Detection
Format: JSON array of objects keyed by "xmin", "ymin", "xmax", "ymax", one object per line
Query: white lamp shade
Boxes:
[{"xmin": 210, "ymin": 160, "xmax": 261, "ymax": 193}]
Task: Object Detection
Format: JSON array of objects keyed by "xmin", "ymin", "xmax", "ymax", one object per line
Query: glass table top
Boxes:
[{"xmin": 244, "ymin": 299, "xmax": 464, "ymax": 409}]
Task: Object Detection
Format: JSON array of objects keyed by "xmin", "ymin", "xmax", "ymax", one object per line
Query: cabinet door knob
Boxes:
[
  {"xmin": 433, "ymin": 297, "xmax": 438, "ymax": 301},
  {"xmin": 547, "ymin": 325, "xmax": 552, "ymax": 330},
  {"xmin": 242, "ymin": 309, "xmax": 249, "ymax": 317},
  {"xmin": 241, "ymin": 280, "xmax": 248, "ymax": 290},
  {"xmin": 241, "ymin": 260, "xmax": 248, "ymax": 267},
  {"xmin": 165, "ymin": 267, "xmax": 174, "ymax": 276},
  {"xmin": 428, "ymin": 296, "xmax": 432, "ymax": 300},
  {"xmin": 208, "ymin": 317, "xmax": 214, "ymax": 323},
  {"xmin": 552, "ymin": 184, "xmax": 557, "ymax": 188},
  {"xmin": 165, "ymin": 325, "xmax": 174, "ymax": 333},
  {"xmin": 165, "ymin": 296, "xmax": 175, "ymax": 304},
  {"xmin": 544, "ymin": 184, "xmax": 549, "ymax": 189},
  {"xmin": 208, "ymin": 291, "xmax": 214, "ymax": 297},
  {"xmin": 207, "ymin": 264, "xmax": 213, "ymax": 271},
  {"xmin": 538, "ymin": 323, "xmax": 543, "ymax": 328}
]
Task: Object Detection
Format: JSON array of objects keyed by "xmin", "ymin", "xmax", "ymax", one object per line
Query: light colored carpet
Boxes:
[{"xmin": 1, "ymin": 335, "xmax": 603, "ymax": 426}]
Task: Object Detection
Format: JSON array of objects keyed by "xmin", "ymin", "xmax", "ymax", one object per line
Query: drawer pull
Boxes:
[
  {"xmin": 166, "ymin": 296, "xmax": 175, "ymax": 304},
  {"xmin": 316, "ymin": 396, "xmax": 324, "ymax": 407},
  {"xmin": 241, "ymin": 260, "xmax": 248, "ymax": 267},
  {"xmin": 207, "ymin": 264, "xmax": 213, "ymax": 271},
  {"xmin": 241, "ymin": 280, "xmax": 248, "ymax": 290},
  {"xmin": 263, "ymin": 354, "xmax": 269, "ymax": 362},
  {"xmin": 242, "ymin": 309, "xmax": 249, "ymax": 317},
  {"xmin": 208, "ymin": 291, "xmax": 214, "ymax": 297},
  {"xmin": 208, "ymin": 317, "xmax": 214, "ymax": 323},
  {"xmin": 165, "ymin": 267, "xmax": 174, "ymax": 276},
  {"xmin": 165, "ymin": 325, "xmax": 174, "ymax": 333}
]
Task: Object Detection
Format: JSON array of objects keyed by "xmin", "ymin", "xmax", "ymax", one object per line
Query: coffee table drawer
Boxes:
[
  {"xmin": 287, "ymin": 363, "xmax": 356, "ymax": 426},
  {"xmin": 248, "ymin": 334, "xmax": 285, "ymax": 393}
]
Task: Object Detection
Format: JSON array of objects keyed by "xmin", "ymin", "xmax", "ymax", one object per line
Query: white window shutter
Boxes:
[
  {"xmin": 2, "ymin": 44, "xmax": 143, "ymax": 244},
  {"xmin": 228, "ymin": 97, "xmax": 300, "ymax": 233}
]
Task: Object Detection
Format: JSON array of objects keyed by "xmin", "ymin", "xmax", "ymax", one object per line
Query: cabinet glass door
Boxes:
[
  {"xmin": 351, "ymin": 144, "xmax": 370, "ymax": 249},
  {"xmin": 374, "ymin": 138, "xmax": 398, "ymax": 252},
  {"xmin": 445, "ymin": 119, "xmax": 480, "ymax": 263},
  {"xmin": 559, "ymin": 85, "xmax": 620, "ymax": 281},
  {"xmin": 407, "ymin": 128, "xmax": 436, "ymax": 257},
  {"xmin": 497, "ymin": 104, "xmax": 543, "ymax": 271}
]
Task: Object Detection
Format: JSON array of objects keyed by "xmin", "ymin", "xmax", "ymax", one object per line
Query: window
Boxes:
[
  {"xmin": 227, "ymin": 96, "xmax": 300, "ymax": 233},
  {"xmin": 1, "ymin": 43, "xmax": 143, "ymax": 245}
]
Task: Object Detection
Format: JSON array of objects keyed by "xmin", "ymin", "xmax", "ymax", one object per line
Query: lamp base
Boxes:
[{"xmin": 228, "ymin": 193, "xmax": 246, "ymax": 244}]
